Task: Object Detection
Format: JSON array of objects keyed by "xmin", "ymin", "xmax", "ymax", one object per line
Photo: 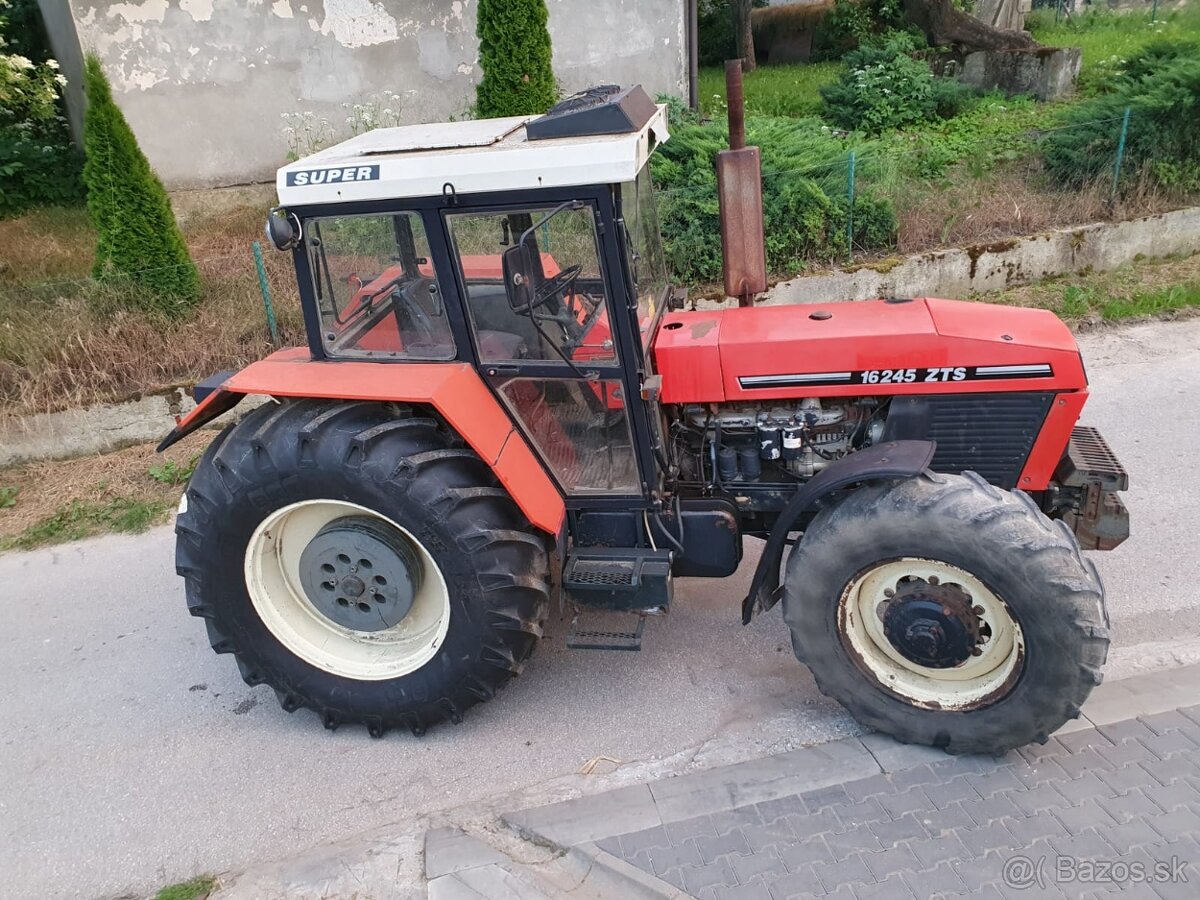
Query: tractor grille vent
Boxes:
[
  {"xmin": 566, "ymin": 558, "xmax": 636, "ymax": 586},
  {"xmin": 923, "ymin": 393, "xmax": 1054, "ymax": 489}
]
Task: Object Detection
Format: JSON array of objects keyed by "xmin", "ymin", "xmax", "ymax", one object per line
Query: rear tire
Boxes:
[
  {"xmin": 784, "ymin": 471, "xmax": 1108, "ymax": 754},
  {"xmin": 176, "ymin": 399, "xmax": 551, "ymax": 737}
]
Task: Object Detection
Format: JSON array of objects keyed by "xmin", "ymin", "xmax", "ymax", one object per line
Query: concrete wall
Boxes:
[{"xmin": 65, "ymin": 0, "xmax": 687, "ymax": 190}]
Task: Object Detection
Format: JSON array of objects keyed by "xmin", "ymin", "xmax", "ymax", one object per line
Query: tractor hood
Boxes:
[{"xmin": 652, "ymin": 298, "xmax": 1086, "ymax": 404}]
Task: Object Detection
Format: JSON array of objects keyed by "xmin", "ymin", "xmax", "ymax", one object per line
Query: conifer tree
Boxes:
[
  {"xmin": 475, "ymin": 0, "xmax": 557, "ymax": 118},
  {"xmin": 83, "ymin": 54, "xmax": 200, "ymax": 314}
]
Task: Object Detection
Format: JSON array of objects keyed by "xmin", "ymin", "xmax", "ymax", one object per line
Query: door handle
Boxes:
[{"xmin": 484, "ymin": 365, "xmax": 521, "ymax": 377}]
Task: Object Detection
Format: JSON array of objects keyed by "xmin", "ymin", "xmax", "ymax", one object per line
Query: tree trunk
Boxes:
[
  {"xmin": 903, "ymin": 0, "xmax": 1039, "ymax": 50},
  {"xmin": 733, "ymin": 0, "xmax": 757, "ymax": 71}
]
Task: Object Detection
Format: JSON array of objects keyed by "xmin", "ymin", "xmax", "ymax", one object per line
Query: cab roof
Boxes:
[{"xmin": 276, "ymin": 85, "xmax": 669, "ymax": 208}]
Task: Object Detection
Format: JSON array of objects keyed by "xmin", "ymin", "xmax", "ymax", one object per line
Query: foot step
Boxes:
[{"xmin": 566, "ymin": 613, "xmax": 646, "ymax": 651}]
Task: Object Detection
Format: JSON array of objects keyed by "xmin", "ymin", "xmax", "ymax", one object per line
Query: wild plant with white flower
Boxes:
[
  {"xmin": 281, "ymin": 88, "xmax": 416, "ymax": 160},
  {"xmin": 1, "ymin": 0, "xmax": 83, "ymax": 214}
]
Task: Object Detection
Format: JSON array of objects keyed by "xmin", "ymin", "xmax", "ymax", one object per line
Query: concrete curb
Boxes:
[
  {"xmin": 496, "ymin": 662, "xmax": 1200, "ymax": 898},
  {"xmin": 0, "ymin": 390, "xmax": 265, "ymax": 468}
]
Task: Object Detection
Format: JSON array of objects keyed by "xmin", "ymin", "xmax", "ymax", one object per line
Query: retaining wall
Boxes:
[{"xmin": 762, "ymin": 206, "xmax": 1200, "ymax": 307}]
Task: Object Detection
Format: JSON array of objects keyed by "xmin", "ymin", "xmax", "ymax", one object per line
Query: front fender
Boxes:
[
  {"xmin": 741, "ymin": 440, "xmax": 936, "ymax": 624},
  {"xmin": 157, "ymin": 349, "xmax": 566, "ymax": 534}
]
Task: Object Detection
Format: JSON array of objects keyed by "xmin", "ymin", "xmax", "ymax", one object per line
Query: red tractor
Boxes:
[{"xmin": 162, "ymin": 85, "xmax": 1128, "ymax": 753}]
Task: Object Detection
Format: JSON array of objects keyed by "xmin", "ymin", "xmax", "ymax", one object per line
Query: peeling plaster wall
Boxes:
[{"xmin": 67, "ymin": 0, "xmax": 687, "ymax": 189}]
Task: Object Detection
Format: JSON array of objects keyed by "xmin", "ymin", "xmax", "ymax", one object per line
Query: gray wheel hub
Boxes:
[{"xmin": 298, "ymin": 515, "xmax": 422, "ymax": 632}]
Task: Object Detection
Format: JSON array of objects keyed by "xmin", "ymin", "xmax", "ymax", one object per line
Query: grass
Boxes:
[
  {"xmin": 1029, "ymin": 5, "xmax": 1200, "ymax": 93},
  {"xmin": 697, "ymin": 60, "xmax": 843, "ymax": 119},
  {"xmin": 985, "ymin": 250, "xmax": 1200, "ymax": 324},
  {"xmin": 0, "ymin": 428, "xmax": 213, "ymax": 551},
  {"xmin": 154, "ymin": 876, "xmax": 216, "ymax": 900}
]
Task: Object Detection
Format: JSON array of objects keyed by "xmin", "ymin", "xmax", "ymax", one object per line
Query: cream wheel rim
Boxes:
[
  {"xmin": 244, "ymin": 499, "xmax": 450, "ymax": 680},
  {"xmin": 838, "ymin": 557, "xmax": 1024, "ymax": 710}
]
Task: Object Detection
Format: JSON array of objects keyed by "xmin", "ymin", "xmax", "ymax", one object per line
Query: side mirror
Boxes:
[
  {"xmin": 265, "ymin": 207, "xmax": 300, "ymax": 251},
  {"xmin": 502, "ymin": 244, "xmax": 536, "ymax": 312}
]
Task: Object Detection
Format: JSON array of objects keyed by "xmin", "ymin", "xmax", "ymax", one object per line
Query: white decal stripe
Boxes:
[
  {"xmin": 975, "ymin": 364, "xmax": 1053, "ymax": 376},
  {"xmin": 740, "ymin": 372, "xmax": 853, "ymax": 386}
]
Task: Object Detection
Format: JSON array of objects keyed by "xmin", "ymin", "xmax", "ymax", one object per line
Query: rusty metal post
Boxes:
[
  {"xmin": 725, "ymin": 60, "xmax": 746, "ymax": 150},
  {"xmin": 716, "ymin": 59, "xmax": 766, "ymax": 306}
]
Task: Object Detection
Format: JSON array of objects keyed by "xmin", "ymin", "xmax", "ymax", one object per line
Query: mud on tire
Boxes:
[
  {"xmin": 784, "ymin": 471, "xmax": 1109, "ymax": 755},
  {"xmin": 175, "ymin": 399, "xmax": 551, "ymax": 737}
]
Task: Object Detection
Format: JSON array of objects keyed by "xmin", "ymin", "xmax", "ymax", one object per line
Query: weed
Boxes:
[
  {"xmin": 148, "ymin": 454, "xmax": 199, "ymax": 486},
  {"xmin": 0, "ymin": 486, "xmax": 17, "ymax": 508},
  {"xmin": 154, "ymin": 876, "xmax": 216, "ymax": 900}
]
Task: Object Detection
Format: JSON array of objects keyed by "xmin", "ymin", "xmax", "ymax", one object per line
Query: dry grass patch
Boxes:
[
  {"xmin": 891, "ymin": 168, "xmax": 1179, "ymax": 255},
  {"xmin": 0, "ymin": 203, "xmax": 304, "ymax": 418},
  {"xmin": 0, "ymin": 429, "xmax": 214, "ymax": 550}
]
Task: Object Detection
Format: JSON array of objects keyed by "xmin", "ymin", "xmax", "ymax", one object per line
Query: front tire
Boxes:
[
  {"xmin": 784, "ymin": 471, "xmax": 1109, "ymax": 754},
  {"xmin": 176, "ymin": 400, "xmax": 551, "ymax": 737}
]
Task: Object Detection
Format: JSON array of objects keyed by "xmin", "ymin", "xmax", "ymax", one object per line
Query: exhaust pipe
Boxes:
[{"xmin": 716, "ymin": 59, "xmax": 767, "ymax": 307}]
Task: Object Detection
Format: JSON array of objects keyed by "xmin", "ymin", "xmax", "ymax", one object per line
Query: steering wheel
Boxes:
[{"xmin": 533, "ymin": 264, "xmax": 583, "ymax": 311}]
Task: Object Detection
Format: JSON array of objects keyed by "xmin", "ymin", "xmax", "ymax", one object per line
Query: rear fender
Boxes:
[
  {"xmin": 157, "ymin": 349, "xmax": 565, "ymax": 534},
  {"xmin": 741, "ymin": 440, "xmax": 936, "ymax": 624}
]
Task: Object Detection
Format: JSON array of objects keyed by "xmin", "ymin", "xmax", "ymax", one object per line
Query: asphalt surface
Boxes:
[{"xmin": 2, "ymin": 318, "xmax": 1199, "ymax": 899}]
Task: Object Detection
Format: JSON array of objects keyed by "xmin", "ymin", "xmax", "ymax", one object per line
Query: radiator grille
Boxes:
[{"xmin": 923, "ymin": 393, "xmax": 1054, "ymax": 489}]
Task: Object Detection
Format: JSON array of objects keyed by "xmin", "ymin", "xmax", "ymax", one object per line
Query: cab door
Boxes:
[{"xmin": 443, "ymin": 196, "xmax": 649, "ymax": 499}]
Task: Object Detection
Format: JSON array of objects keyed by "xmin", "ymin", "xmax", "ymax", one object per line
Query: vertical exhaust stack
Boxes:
[{"xmin": 716, "ymin": 60, "xmax": 767, "ymax": 307}]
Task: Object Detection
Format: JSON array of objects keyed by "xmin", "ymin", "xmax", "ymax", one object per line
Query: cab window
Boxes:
[
  {"xmin": 446, "ymin": 205, "xmax": 616, "ymax": 365},
  {"xmin": 307, "ymin": 212, "xmax": 455, "ymax": 360},
  {"xmin": 620, "ymin": 166, "xmax": 669, "ymax": 348}
]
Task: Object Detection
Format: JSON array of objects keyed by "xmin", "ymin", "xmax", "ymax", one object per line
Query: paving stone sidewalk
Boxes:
[
  {"xmin": 490, "ymin": 665, "xmax": 1200, "ymax": 900},
  {"xmin": 594, "ymin": 709, "xmax": 1200, "ymax": 900}
]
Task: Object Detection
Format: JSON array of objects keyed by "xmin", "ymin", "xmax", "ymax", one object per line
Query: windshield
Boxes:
[{"xmin": 307, "ymin": 212, "xmax": 455, "ymax": 360}]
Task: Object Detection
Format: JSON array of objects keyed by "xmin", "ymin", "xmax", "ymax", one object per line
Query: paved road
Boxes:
[{"xmin": 2, "ymin": 318, "xmax": 1199, "ymax": 899}]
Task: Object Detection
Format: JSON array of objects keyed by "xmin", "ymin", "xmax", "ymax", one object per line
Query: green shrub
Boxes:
[
  {"xmin": 650, "ymin": 109, "xmax": 896, "ymax": 284},
  {"xmin": 82, "ymin": 55, "xmax": 200, "ymax": 313},
  {"xmin": 1041, "ymin": 54, "xmax": 1200, "ymax": 193},
  {"xmin": 475, "ymin": 0, "xmax": 556, "ymax": 118},
  {"xmin": 819, "ymin": 34, "xmax": 973, "ymax": 134},
  {"xmin": 0, "ymin": 0, "xmax": 83, "ymax": 217}
]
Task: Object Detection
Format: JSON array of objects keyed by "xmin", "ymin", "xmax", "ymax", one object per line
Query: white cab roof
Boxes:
[{"xmin": 276, "ymin": 104, "xmax": 669, "ymax": 207}]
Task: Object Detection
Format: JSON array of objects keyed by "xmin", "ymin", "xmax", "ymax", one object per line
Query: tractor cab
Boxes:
[{"xmin": 269, "ymin": 85, "xmax": 670, "ymax": 500}]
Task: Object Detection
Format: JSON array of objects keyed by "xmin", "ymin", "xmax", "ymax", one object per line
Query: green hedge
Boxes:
[
  {"xmin": 1042, "ymin": 47, "xmax": 1200, "ymax": 193},
  {"xmin": 650, "ymin": 105, "xmax": 896, "ymax": 284}
]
